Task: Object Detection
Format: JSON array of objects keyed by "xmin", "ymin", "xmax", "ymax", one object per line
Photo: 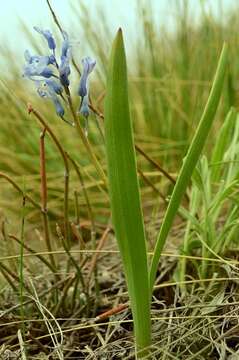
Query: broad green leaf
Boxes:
[{"xmin": 104, "ymin": 29, "xmax": 151, "ymax": 355}]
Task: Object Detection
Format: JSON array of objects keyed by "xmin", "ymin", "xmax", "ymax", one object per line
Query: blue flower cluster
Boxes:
[{"xmin": 23, "ymin": 27, "xmax": 96, "ymax": 124}]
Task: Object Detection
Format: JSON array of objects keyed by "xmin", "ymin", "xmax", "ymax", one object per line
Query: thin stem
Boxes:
[
  {"xmin": 28, "ymin": 104, "xmax": 71, "ymax": 249},
  {"xmin": 135, "ymin": 144, "xmax": 176, "ymax": 185},
  {"xmin": 67, "ymin": 153, "xmax": 99, "ymax": 309},
  {"xmin": 10, "ymin": 235, "xmax": 56, "ymax": 274},
  {"xmin": 67, "ymin": 154, "xmax": 94, "ymax": 224},
  {"xmin": 55, "ymin": 224, "xmax": 86, "ymax": 290},
  {"xmin": 64, "ymin": 87, "xmax": 107, "ymax": 186},
  {"xmin": 53, "ymin": 276, "xmax": 75, "ymax": 316},
  {"xmin": 40, "ymin": 129, "xmax": 48, "ymax": 211},
  {"xmin": 0, "ymin": 266, "xmax": 18, "ymax": 292},
  {"xmin": 138, "ymin": 168, "xmax": 166, "ymax": 203},
  {"xmin": 55, "ymin": 223, "xmax": 88, "ymax": 312},
  {"xmin": 46, "ymin": 0, "xmax": 63, "ymax": 32},
  {"xmin": 87, "ymin": 226, "xmax": 111, "ymax": 285},
  {"xmin": 74, "ymin": 190, "xmax": 80, "ymax": 225},
  {"xmin": 2, "ymin": 220, "xmax": 18, "ymax": 273},
  {"xmin": 0, "ymin": 262, "xmax": 29, "ymax": 291},
  {"xmin": 0, "ymin": 172, "xmax": 40, "ymax": 210},
  {"xmin": 46, "ymin": 0, "xmax": 82, "ymax": 76},
  {"xmin": 19, "ymin": 192, "xmax": 26, "ymax": 335},
  {"xmin": 40, "ymin": 128, "xmax": 57, "ymax": 272}
]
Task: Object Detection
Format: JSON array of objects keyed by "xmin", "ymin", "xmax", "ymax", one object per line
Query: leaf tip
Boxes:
[{"xmin": 116, "ymin": 27, "xmax": 123, "ymax": 41}]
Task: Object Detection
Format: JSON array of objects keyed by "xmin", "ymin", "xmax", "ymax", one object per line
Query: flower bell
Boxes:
[
  {"xmin": 59, "ymin": 48, "xmax": 71, "ymax": 87},
  {"xmin": 79, "ymin": 94, "xmax": 90, "ymax": 118},
  {"xmin": 35, "ymin": 79, "xmax": 64, "ymax": 117},
  {"xmin": 23, "ymin": 51, "xmax": 54, "ymax": 79},
  {"xmin": 78, "ymin": 57, "xmax": 96, "ymax": 135},
  {"xmin": 34, "ymin": 27, "xmax": 56, "ymax": 50},
  {"xmin": 78, "ymin": 57, "xmax": 96, "ymax": 97},
  {"xmin": 79, "ymin": 94, "xmax": 90, "ymax": 136}
]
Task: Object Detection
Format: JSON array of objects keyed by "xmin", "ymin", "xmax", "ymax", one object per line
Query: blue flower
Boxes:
[
  {"xmin": 59, "ymin": 48, "xmax": 71, "ymax": 87},
  {"xmin": 35, "ymin": 80, "xmax": 48, "ymax": 98},
  {"xmin": 78, "ymin": 57, "xmax": 96, "ymax": 97},
  {"xmin": 35, "ymin": 80, "xmax": 64, "ymax": 117},
  {"xmin": 23, "ymin": 50, "xmax": 54, "ymax": 79},
  {"xmin": 34, "ymin": 27, "xmax": 56, "ymax": 50},
  {"xmin": 52, "ymin": 97, "xmax": 65, "ymax": 117},
  {"xmin": 45, "ymin": 79, "xmax": 63, "ymax": 95},
  {"xmin": 49, "ymin": 54, "xmax": 56, "ymax": 65},
  {"xmin": 79, "ymin": 94, "xmax": 90, "ymax": 118},
  {"xmin": 36, "ymin": 79, "xmax": 63, "ymax": 97},
  {"xmin": 79, "ymin": 95, "xmax": 90, "ymax": 135},
  {"xmin": 24, "ymin": 50, "xmax": 55, "ymax": 66},
  {"xmin": 24, "ymin": 64, "xmax": 53, "ymax": 79},
  {"xmin": 59, "ymin": 32, "xmax": 71, "ymax": 86},
  {"xmin": 61, "ymin": 31, "xmax": 70, "ymax": 59}
]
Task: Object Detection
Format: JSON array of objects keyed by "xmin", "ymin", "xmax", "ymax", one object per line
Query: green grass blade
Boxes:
[
  {"xmin": 104, "ymin": 29, "xmax": 151, "ymax": 354},
  {"xmin": 210, "ymin": 107, "xmax": 236, "ymax": 183},
  {"xmin": 149, "ymin": 43, "xmax": 228, "ymax": 294}
]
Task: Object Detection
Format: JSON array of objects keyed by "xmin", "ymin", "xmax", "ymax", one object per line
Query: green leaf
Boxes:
[
  {"xmin": 104, "ymin": 29, "xmax": 151, "ymax": 354},
  {"xmin": 149, "ymin": 43, "xmax": 228, "ymax": 294},
  {"xmin": 210, "ymin": 107, "xmax": 237, "ymax": 183}
]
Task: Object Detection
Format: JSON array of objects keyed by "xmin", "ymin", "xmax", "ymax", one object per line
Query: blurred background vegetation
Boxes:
[
  {"xmin": 0, "ymin": 0, "xmax": 238, "ymax": 240},
  {"xmin": 2, "ymin": 2, "xmax": 239, "ymax": 356}
]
